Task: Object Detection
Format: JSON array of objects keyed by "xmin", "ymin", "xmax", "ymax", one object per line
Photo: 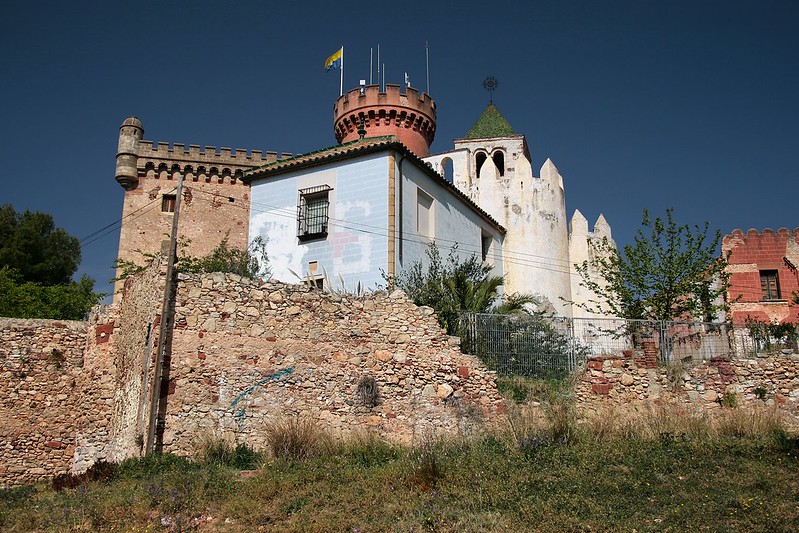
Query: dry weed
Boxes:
[{"xmin": 264, "ymin": 415, "xmax": 332, "ymax": 462}]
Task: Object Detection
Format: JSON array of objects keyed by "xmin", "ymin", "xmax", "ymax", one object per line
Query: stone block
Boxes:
[
  {"xmin": 591, "ymin": 383, "xmax": 612, "ymax": 395},
  {"xmin": 375, "ymin": 350, "xmax": 393, "ymax": 362},
  {"xmin": 436, "ymin": 384, "xmax": 454, "ymax": 398}
]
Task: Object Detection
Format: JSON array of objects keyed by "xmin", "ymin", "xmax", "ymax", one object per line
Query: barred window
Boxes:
[
  {"xmin": 760, "ymin": 270, "xmax": 781, "ymax": 300},
  {"xmin": 297, "ymin": 185, "xmax": 332, "ymax": 241}
]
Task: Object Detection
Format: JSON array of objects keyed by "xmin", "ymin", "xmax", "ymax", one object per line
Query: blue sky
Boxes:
[{"xmin": 1, "ymin": 0, "xmax": 796, "ymax": 294}]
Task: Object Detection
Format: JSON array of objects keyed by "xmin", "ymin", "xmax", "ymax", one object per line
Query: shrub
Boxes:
[
  {"xmin": 546, "ymin": 393, "xmax": 578, "ymax": 444},
  {"xmin": 264, "ymin": 416, "xmax": 331, "ymax": 462},
  {"xmin": 197, "ymin": 435, "xmax": 262, "ymax": 470},
  {"xmin": 720, "ymin": 391, "xmax": 738, "ymax": 408},
  {"xmin": 356, "ymin": 375, "xmax": 380, "ymax": 407}
]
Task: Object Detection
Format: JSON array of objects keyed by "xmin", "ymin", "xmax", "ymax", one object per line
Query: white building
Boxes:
[
  {"xmin": 244, "ymin": 136, "xmax": 505, "ymax": 291},
  {"xmin": 425, "ymin": 104, "xmax": 613, "ymax": 318}
]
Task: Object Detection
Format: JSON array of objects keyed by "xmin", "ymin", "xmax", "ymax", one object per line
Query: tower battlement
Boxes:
[
  {"xmin": 137, "ymin": 140, "xmax": 291, "ymax": 164},
  {"xmin": 333, "ymin": 84, "xmax": 436, "ymax": 156},
  {"xmin": 114, "ymin": 116, "xmax": 290, "ymax": 191},
  {"xmin": 724, "ymin": 227, "xmax": 799, "ymax": 245}
]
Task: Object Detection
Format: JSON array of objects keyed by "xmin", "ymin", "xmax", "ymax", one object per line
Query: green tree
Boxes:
[
  {"xmin": 388, "ymin": 243, "xmax": 535, "ymax": 334},
  {"xmin": 0, "ymin": 205, "xmax": 103, "ymax": 320},
  {"xmin": 574, "ymin": 208, "xmax": 729, "ymax": 322},
  {"xmin": 0, "ymin": 204, "xmax": 81, "ymax": 285}
]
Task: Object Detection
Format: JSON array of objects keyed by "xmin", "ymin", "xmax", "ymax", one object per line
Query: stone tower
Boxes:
[
  {"xmin": 112, "ymin": 116, "xmax": 288, "ymax": 300},
  {"xmin": 333, "ymin": 84, "xmax": 436, "ymax": 156}
]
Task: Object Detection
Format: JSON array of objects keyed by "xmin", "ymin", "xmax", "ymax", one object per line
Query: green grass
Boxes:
[{"xmin": 1, "ymin": 426, "xmax": 798, "ymax": 532}]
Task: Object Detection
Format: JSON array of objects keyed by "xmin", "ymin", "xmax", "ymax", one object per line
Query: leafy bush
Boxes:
[
  {"xmin": 746, "ymin": 318, "xmax": 798, "ymax": 353},
  {"xmin": 386, "ymin": 243, "xmax": 535, "ymax": 334},
  {"xmin": 178, "ymin": 235, "xmax": 270, "ymax": 280},
  {"xmin": 198, "ymin": 435, "xmax": 263, "ymax": 469},
  {"xmin": 114, "ymin": 235, "xmax": 271, "ymax": 284}
]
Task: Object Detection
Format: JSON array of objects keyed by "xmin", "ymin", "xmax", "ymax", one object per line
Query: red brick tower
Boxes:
[{"xmin": 333, "ymin": 84, "xmax": 436, "ymax": 156}]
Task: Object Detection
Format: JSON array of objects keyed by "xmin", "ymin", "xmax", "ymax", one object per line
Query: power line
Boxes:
[
  {"xmin": 79, "ymin": 192, "xmax": 170, "ymax": 249},
  {"xmin": 189, "ymin": 188, "xmax": 579, "ymax": 276}
]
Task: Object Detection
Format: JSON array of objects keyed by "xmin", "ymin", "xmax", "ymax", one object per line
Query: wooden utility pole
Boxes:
[{"xmin": 145, "ymin": 174, "xmax": 184, "ymax": 455}]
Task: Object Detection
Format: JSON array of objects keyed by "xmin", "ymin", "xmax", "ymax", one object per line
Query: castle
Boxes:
[{"xmin": 115, "ymin": 84, "xmax": 612, "ymax": 317}]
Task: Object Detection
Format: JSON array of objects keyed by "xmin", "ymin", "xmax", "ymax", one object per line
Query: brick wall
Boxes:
[{"xmin": 723, "ymin": 228, "xmax": 799, "ymax": 324}]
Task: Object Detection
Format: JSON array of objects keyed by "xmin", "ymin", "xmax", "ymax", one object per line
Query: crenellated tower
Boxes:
[
  {"xmin": 333, "ymin": 84, "xmax": 436, "ymax": 156},
  {"xmin": 112, "ymin": 116, "xmax": 290, "ymax": 300}
]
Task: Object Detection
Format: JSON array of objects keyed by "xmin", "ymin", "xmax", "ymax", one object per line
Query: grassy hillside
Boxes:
[{"xmin": 2, "ymin": 382, "xmax": 798, "ymax": 532}]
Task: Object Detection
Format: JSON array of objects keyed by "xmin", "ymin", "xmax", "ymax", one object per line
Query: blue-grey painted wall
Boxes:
[
  {"xmin": 249, "ymin": 152, "xmax": 390, "ymax": 290},
  {"xmin": 248, "ymin": 148, "xmax": 503, "ymax": 292}
]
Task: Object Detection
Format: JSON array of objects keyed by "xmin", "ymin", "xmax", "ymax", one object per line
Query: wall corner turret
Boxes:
[
  {"xmin": 540, "ymin": 158, "xmax": 564, "ymax": 190},
  {"xmin": 115, "ymin": 116, "xmax": 143, "ymax": 190},
  {"xmin": 333, "ymin": 85, "xmax": 436, "ymax": 156}
]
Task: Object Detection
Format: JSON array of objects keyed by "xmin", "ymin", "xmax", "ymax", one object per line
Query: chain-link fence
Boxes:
[
  {"xmin": 457, "ymin": 314, "xmax": 587, "ymax": 379},
  {"xmin": 458, "ymin": 313, "xmax": 797, "ymax": 378}
]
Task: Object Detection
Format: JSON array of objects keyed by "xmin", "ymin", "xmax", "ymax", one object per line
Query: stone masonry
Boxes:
[
  {"xmin": 0, "ymin": 259, "xmax": 506, "ymax": 486},
  {"xmin": 0, "ymin": 317, "xmax": 116, "ymax": 486},
  {"xmin": 162, "ymin": 272, "xmax": 506, "ymax": 453},
  {"xmin": 577, "ymin": 353, "xmax": 799, "ymax": 428}
]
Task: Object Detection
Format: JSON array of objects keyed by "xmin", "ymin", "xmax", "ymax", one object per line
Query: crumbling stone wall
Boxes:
[
  {"xmin": 102, "ymin": 258, "xmax": 166, "ymax": 461},
  {"xmin": 160, "ymin": 272, "xmax": 506, "ymax": 454},
  {"xmin": 0, "ymin": 318, "xmax": 115, "ymax": 487},
  {"xmin": 576, "ymin": 354, "xmax": 799, "ymax": 428}
]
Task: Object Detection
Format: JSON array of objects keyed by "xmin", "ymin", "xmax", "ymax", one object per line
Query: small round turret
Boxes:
[
  {"xmin": 115, "ymin": 116, "xmax": 144, "ymax": 190},
  {"xmin": 333, "ymin": 85, "xmax": 436, "ymax": 156}
]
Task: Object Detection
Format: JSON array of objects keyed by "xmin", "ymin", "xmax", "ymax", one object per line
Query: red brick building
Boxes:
[{"xmin": 723, "ymin": 228, "xmax": 799, "ymax": 324}]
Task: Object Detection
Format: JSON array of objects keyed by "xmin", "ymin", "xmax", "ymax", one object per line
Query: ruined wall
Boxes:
[
  {"xmin": 102, "ymin": 259, "xmax": 167, "ymax": 461},
  {"xmin": 0, "ymin": 317, "xmax": 115, "ymax": 487},
  {"xmin": 576, "ymin": 353, "xmax": 799, "ymax": 428},
  {"xmin": 160, "ymin": 272, "xmax": 506, "ymax": 454}
]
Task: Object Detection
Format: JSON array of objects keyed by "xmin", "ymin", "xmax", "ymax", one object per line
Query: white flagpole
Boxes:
[
  {"xmin": 340, "ymin": 46, "xmax": 344, "ymax": 96},
  {"xmin": 370, "ymin": 48, "xmax": 373, "ymax": 85}
]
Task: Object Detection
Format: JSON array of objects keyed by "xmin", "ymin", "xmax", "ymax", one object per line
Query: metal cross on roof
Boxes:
[{"xmin": 483, "ymin": 76, "xmax": 499, "ymax": 104}]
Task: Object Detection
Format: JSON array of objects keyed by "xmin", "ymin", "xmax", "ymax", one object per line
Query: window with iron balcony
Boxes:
[{"xmin": 297, "ymin": 185, "xmax": 332, "ymax": 242}]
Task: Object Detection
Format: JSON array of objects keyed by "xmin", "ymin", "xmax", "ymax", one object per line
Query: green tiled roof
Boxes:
[{"xmin": 465, "ymin": 104, "xmax": 516, "ymax": 139}]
